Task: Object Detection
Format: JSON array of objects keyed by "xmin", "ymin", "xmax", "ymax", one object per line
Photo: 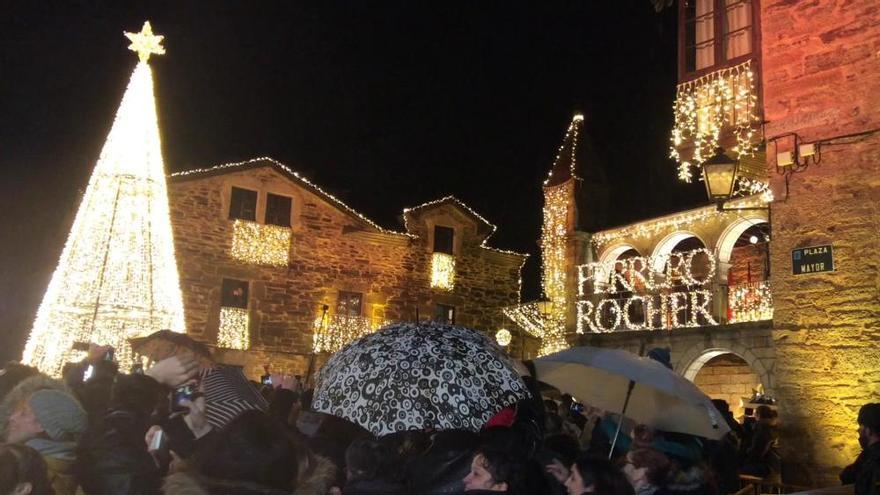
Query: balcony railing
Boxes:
[
  {"xmin": 728, "ymin": 280, "xmax": 773, "ymax": 323},
  {"xmin": 312, "ymin": 314, "xmax": 385, "ymax": 353}
]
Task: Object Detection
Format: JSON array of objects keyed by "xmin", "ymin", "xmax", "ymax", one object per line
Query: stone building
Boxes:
[
  {"xmin": 513, "ymin": 0, "xmax": 879, "ymax": 485},
  {"xmin": 168, "ymin": 157, "xmax": 527, "ymax": 379}
]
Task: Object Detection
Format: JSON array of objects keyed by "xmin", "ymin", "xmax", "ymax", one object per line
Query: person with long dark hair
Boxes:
[{"xmin": 0, "ymin": 443, "xmax": 54, "ymax": 495}]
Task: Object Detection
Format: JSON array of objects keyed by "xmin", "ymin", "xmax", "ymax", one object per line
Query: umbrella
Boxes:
[
  {"xmin": 198, "ymin": 365, "xmax": 268, "ymax": 429},
  {"xmin": 312, "ymin": 322, "xmax": 530, "ymax": 436},
  {"xmin": 534, "ymin": 346, "xmax": 728, "ymax": 443}
]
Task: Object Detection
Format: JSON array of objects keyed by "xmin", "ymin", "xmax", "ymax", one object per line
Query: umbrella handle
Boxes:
[{"xmin": 608, "ymin": 380, "xmax": 636, "ymax": 460}]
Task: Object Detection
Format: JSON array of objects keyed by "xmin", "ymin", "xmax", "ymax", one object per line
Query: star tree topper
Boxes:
[{"xmin": 125, "ymin": 21, "xmax": 165, "ymax": 63}]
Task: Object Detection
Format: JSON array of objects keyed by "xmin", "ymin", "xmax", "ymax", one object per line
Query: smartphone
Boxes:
[
  {"xmin": 104, "ymin": 347, "xmax": 115, "ymax": 362},
  {"xmin": 148, "ymin": 429, "xmax": 167, "ymax": 452},
  {"xmin": 571, "ymin": 402, "xmax": 585, "ymax": 414},
  {"xmin": 261, "ymin": 375, "xmax": 272, "ymax": 386},
  {"xmin": 171, "ymin": 384, "xmax": 196, "ymax": 411}
]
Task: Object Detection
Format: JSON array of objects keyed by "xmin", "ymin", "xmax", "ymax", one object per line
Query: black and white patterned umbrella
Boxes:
[{"xmin": 313, "ymin": 322, "xmax": 529, "ymax": 436}]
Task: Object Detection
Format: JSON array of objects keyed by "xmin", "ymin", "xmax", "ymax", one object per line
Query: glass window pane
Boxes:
[
  {"xmin": 433, "ymin": 304, "xmax": 455, "ymax": 324},
  {"xmin": 724, "ymin": 0, "xmax": 753, "ymax": 60},
  {"xmin": 433, "ymin": 226, "xmax": 455, "ymax": 255},
  {"xmin": 229, "ymin": 187, "xmax": 257, "ymax": 221},
  {"xmin": 221, "ymin": 278, "xmax": 249, "ymax": 309},
  {"xmin": 265, "ymin": 193, "xmax": 292, "ymax": 227},
  {"xmin": 337, "ymin": 291, "xmax": 363, "ymax": 317}
]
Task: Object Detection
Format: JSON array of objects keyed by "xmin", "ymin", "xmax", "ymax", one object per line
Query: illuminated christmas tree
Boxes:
[{"xmin": 22, "ymin": 22, "xmax": 185, "ymax": 376}]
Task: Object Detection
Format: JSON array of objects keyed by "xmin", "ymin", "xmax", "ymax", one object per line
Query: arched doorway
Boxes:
[{"xmin": 685, "ymin": 350, "xmax": 764, "ymax": 419}]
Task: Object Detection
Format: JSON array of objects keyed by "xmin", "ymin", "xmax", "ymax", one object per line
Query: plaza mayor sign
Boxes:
[{"xmin": 576, "ymin": 248, "xmax": 719, "ymax": 333}]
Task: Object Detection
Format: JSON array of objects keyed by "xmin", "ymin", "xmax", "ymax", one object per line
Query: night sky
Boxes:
[{"xmin": 0, "ymin": 1, "xmax": 707, "ymax": 361}]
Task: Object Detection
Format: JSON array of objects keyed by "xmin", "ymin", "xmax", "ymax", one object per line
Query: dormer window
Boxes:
[
  {"xmin": 433, "ymin": 226, "xmax": 454, "ymax": 254},
  {"xmin": 265, "ymin": 193, "xmax": 292, "ymax": 227},
  {"xmin": 682, "ymin": 0, "xmax": 754, "ymax": 78},
  {"xmin": 229, "ymin": 186, "xmax": 257, "ymax": 221}
]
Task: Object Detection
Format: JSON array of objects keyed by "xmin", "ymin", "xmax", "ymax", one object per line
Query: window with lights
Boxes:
[
  {"xmin": 229, "ymin": 186, "xmax": 257, "ymax": 221},
  {"xmin": 681, "ymin": 0, "xmax": 755, "ymax": 78}
]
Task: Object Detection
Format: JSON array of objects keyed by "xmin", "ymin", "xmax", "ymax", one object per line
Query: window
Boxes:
[
  {"xmin": 683, "ymin": 0, "xmax": 753, "ymax": 76},
  {"xmin": 265, "ymin": 193, "xmax": 292, "ymax": 227},
  {"xmin": 221, "ymin": 278, "xmax": 249, "ymax": 309},
  {"xmin": 433, "ymin": 226, "xmax": 454, "ymax": 255},
  {"xmin": 337, "ymin": 291, "xmax": 363, "ymax": 318},
  {"xmin": 229, "ymin": 187, "xmax": 257, "ymax": 221},
  {"xmin": 434, "ymin": 304, "xmax": 455, "ymax": 324}
]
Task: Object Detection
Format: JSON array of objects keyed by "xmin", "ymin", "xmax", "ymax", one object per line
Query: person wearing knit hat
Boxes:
[
  {"xmin": 3, "ymin": 381, "xmax": 86, "ymax": 495},
  {"xmin": 840, "ymin": 403, "xmax": 880, "ymax": 495}
]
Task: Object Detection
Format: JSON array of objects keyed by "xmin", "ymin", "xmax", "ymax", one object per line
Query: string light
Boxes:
[
  {"xmin": 430, "ymin": 252, "xmax": 456, "ymax": 291},
  {"xmin": 402, "ymin": 196, "xmax": 529, "ymax": 257},
  {"xmin": 495, "ymin": 328, "xmax": 512, "ymax": 347},
  {"xmin": 22, "ymin": 23, "xmax": 185, "ymax": 377},
  {"xmin": 173, "ymin": 157, "xmax": 413, "ymax": 238},
  {"xmin": 729, "ymin": 281, "xmax": 773, "ymax": 323},
  {"xmin": 312, "ymin": 315, "xmax": 384, "ymax": 353},
  {"xmin": 539, "ymin": 182, "xmax": 571, "ymax": 353},
  {"xmin": 670, "ymin": 60, "xmax": 762, "ymax": 191},
  {"xmin": 576, "ymin": 248, "xmax": 719, "ymax": 333},
  {"xmin": 591, "ymin": 194, "xmax": 770, "ymax": 247},
  {"xmin": 217, "ymin": 307, "xmax": 250, "ymax": 349},
  {"xmin": 230, "ymin": 220, "xmax": 291, "ymax": 266}
]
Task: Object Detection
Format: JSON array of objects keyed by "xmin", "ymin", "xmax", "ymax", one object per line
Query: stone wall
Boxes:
[
  {"xmin": 168, "ymin": 162, "xmax": 526, "ymax": 380},
  {"xmin": 728, "ymin": 244, "xmax": 769, "ymax": 286},
  {"xmin": 693, "ymin": 354, "xmax": 762, "ymax": 419},
  {"xmin": 761, "ymin": 0, "xmax": 880, "ymax": 484}
]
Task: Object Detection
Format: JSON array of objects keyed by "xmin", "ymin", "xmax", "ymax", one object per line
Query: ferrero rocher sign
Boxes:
[{"xmin": 576, "ymin": 248, "xmax": 719, "ymax": 333}]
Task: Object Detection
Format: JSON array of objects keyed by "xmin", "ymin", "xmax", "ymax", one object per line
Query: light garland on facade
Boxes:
[
  {"xmin": 430, "ymin": 252, "xmax": 456, "ymax": 291},
  {"xmin": 312, "ymin": 314, "xmax": 383, "ymax": 353},
  {"xmin": 22, "ymin": 23, "xmax": 185, "ymax": 377},
  {"xmin": 402, "ymin": 196, "xmax": 529, "ymax": 257},
  {"xmin": 543, "ymin": 113, "xmax": 583, "ymax": 186},
  {"xmin": 502, "ymin": 303, "xmax": 549, "ymax": 340},
  {"xmin": 591, "ymin": 194, "xmax": 770, "ymax": 247},
  {"xmin": 173, "ymin": 157, "xmax": 413, "ymax": 238},
  {"xmin": 670, "ymin": 60, "xmax": 761, "ymax": 187},
  {"xmin": 728, "ymin": 280, "xmax": 773, "ymax": 323},
  {"xmin": 576, "ymin": 247, "xmax": 719, "ymax": 333},
  {"xmin": 538, "ymin": 182, "xmax": 571, "ymax": 352},
  {"xmin": 217, "ymin": 307, "xmax": 250, "ymax": 350},
  {"xmin": 230, "ymin": 220, "xmax": 291, "ymax": 266}
]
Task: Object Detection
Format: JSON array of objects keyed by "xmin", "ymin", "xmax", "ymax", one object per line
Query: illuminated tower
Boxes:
[
  {"xmin": 539, "ymin": 113, "xmax": 608, "ymax": 354},
  {"xmin": 22, "ymin": 22, "xmax": 185, "ymax": 376}
]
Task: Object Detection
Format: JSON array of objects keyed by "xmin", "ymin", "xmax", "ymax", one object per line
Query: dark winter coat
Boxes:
[
  {"xmin": 162, "ymin": 454, "xmax": 338, "ymax": 495},
  {"xmin": 342, "ymin": 478, "xmax": 407, "ymax": 495},
  {"xmin": 841, "ymin": 442, "xmax": 880, "ymax": 495},
  {"xmin": 76, "ymin": 373, "xmax": 166, "ymax": 495}
]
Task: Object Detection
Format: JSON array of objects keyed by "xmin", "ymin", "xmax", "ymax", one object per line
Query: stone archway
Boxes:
[
  {"xmin": 676, "ymin": 344, "xmax": 773, "ymax": 418},
  {"xmin": 598, "ymin": 243, "xmax": 641, "ymax": 265},
  {"xmin": 650, "ymin": 231, "xmax": 707, "ymax": 272},
  {"xmin": 676, "ymin": 342, "xmax": 773, "ymax": 394},
  {"xmin": 715, "ymin": 215, "xmax": 769, "ymax": 265}
]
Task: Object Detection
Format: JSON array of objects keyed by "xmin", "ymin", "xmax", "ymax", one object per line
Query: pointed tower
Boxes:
[
  {"xmin": 22, "ymin": 22, "xmax": 185, "ymax": 376},
  {"xmin": 539, "ymin": 113, "xmax": 608, "ymax": 354}
]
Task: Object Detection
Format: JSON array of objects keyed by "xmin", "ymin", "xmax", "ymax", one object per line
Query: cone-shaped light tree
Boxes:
[{"xmin": 22, "ymin": 22, "xmax": 185, "ymax": 376}]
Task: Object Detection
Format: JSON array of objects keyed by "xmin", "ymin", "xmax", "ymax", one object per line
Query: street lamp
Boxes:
[
  {"xmin": 535, "ymin": 297, "xmax": 554, "ymax": 319},
  {"xmin": 702, "ymin": 148, "xmax": 738, "ymax": 203},
  {"xmin": 701, "ymin": 148, "xmax": 767, "ymax": 212}
]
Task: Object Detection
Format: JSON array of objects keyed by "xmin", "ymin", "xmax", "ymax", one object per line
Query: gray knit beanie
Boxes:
[{"xmin": 27, "ymin": 389, "xmax": 87, "ymax": 441}]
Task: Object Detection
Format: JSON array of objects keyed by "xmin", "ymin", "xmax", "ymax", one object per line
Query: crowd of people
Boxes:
[{"xmin": 1, "ymin": 347, "xmax": 878, "ymax": 495}]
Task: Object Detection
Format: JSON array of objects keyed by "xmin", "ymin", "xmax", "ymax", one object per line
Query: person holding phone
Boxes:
[{"xmin": 77, "ymin": 354, "xmax": 201, "ymax": 495}]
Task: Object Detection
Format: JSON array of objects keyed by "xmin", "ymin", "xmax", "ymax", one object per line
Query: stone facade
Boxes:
[
  {"xmin": 693, "ymin": 354, "xmax": 762, "ymax": 419},
  {"xmin": 168, "ymin": 159, "xmax": 527, "ymax": 380},
  {"xmin": 760, "ymin": 0, "xmax": 880, "ymax": 484}
]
